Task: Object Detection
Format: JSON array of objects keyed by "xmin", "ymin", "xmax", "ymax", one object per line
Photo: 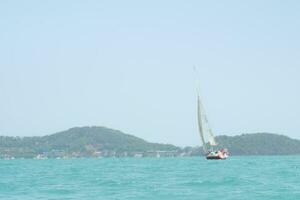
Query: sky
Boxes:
[{"xmin": 0, "ymin": 1, "xmax": 300, "ymax": 146}]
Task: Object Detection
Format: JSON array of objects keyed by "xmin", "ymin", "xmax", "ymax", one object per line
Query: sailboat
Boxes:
[{"xmin": 197, "ymin": 94, "xmax": 229, "ymax": 160}]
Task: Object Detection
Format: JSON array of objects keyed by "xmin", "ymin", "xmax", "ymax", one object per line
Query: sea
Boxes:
[{"xmin": 0, "ymin": 156, "xmax": 300, "ymax": 200}]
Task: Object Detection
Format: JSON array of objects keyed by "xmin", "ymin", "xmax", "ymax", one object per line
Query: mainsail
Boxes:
[{"xmin": 197, "ymin": 94, "xmax": 217, "ymax": 153}]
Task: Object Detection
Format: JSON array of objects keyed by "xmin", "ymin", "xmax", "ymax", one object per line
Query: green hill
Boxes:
[
  {"xmin": 215, "ymin": 133, "xmax": 300, "ymax": 155},
  {"xmin": 1, "ymin": 127, "xmax": 300, "ymax": 158},
  {"xmin": 0, "ymin": 126, "xmax": 179, "ymax": 158}
]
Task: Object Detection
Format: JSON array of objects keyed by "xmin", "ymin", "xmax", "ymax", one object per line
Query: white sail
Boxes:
[
  {"xmin": 202, "ymin": 114, "xmax": 217, "ymax": 146},
  {"xmin": 197, "ymin": 94, "xmax": 217, "ymax": 152},
  {"xmin": 197, "ymin": 95, "xmax": 207, "ymax": 152},
  {"xmin": 207, "ymin": 129, "xmax": 217, "ymax": 146}
]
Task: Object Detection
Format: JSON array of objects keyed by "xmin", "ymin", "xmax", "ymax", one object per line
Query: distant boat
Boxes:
[{"xmin": 197, "ymin": 94, "xmax": 229, "ymax": 160}]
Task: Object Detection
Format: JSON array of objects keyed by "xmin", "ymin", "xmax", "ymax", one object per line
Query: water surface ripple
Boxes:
[{"xmin": 0, "ymin": 156, "xmax": 299, "ymax": 200}]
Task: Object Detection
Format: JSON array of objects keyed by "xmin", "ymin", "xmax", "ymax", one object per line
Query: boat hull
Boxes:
[
  {"xmin": 206, "ymin": 156, "xmax": 221, "ymax": 160},
  {"xmin": 206, "ymin": 155, "xmax": 227, "ymax": 160},
  {"xmin": 205, "ymin": 150, "xmax": 229, "ymax": 160}
]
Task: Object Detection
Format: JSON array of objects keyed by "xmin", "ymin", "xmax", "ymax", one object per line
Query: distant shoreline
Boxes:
[{"xmin": 1, "ymin": 126, "xmax": 300, "ymax": 159}]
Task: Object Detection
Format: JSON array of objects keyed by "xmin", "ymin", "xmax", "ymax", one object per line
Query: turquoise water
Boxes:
[{"xmin": 1, "ymin": 156, "xmax": 300, "ymax": 200}]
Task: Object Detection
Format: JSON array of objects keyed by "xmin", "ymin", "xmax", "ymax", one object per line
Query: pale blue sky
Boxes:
[{"xmin": 0, "ymin": 1, "xmax": 299, "ymax": 146}]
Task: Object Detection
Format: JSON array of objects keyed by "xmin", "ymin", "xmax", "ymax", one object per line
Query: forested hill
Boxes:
[
  {"xmin": 215, "ymin": 133, "xmax": 300, "ymax": 155},
  {"xmin": 1, "ymin": 127, "xmax": 300, "ymax": 158},
  {"xmin": 0, "ymin": 127, "xmax": 179, "ymax": 158}
]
